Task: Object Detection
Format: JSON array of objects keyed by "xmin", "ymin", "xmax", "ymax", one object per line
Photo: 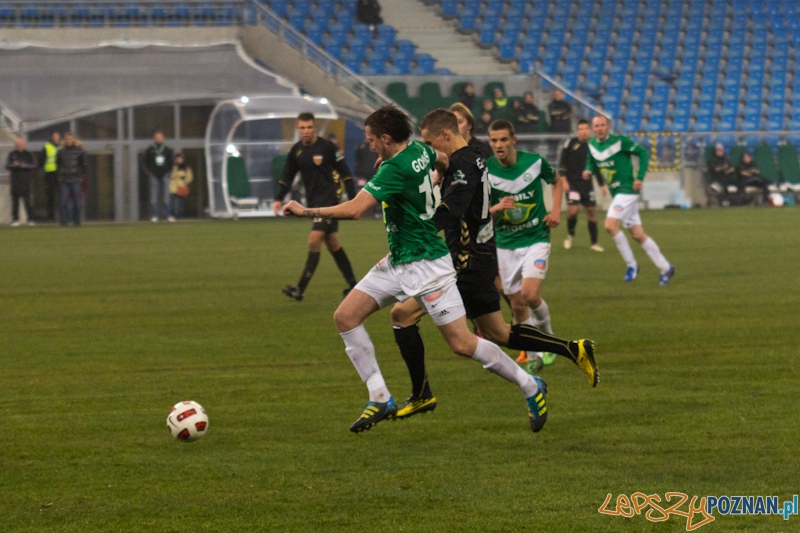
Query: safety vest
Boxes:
[{"xmin": 44, "ymin": 142, "xmax": 59, "ymax": 172}]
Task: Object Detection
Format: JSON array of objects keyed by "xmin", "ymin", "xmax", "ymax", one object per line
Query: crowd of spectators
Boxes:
[
  {"xmin": 3, "ymin": 130, "xmax": 194, "ymax": 226},
  {"xmin": 457, "ymin": 85, "xmax": 575, "ymax": 136},
  {"xmin": 706, "ymin": 143, "xmax": 770, "ymax": 206}
]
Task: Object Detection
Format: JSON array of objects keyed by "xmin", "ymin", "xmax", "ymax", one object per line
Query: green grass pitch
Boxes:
[{"xmin": 1, "ymin": 208, "xmax": 798, "ymax": 532}]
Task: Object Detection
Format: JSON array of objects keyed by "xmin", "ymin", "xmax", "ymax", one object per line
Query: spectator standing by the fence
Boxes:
[
  {"xmin": 548, "ymin": 89, "xmax": 573, "ymax": 133},
  {"xmin": 6, "ymin": 137, "xmax": 37, "ymax": 227},
  {"xmin": 56, "ymin": 132, "xmax": 86, "ymax": 227},
  {"xmin": 169, "ymin": 153, "xmax": 193, "ymax": 219},
  {"xmin": 41, "ymin": 131, "xmax": 60, "ymax": 221},
  {"xmin": 144, "ymin": 131, "xmax": 175, "ymax": 222}
]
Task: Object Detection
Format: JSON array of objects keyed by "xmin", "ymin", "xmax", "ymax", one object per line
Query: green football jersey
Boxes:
[
  {"xmin": 585, "ymin": 134, "xmax": 649, "ymax": 196},
  {"xmin": 488, "ymin": 151, "xmax": 556, "ymax": 249},
  {"xmin": 361, "ymin": 141, "xmax": 449, "ymax": 265}
]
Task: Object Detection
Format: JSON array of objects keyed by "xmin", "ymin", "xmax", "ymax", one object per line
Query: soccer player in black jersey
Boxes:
[
  {"xmin": 560, "ymin": 119, "xmax": 608, "ymax": 252},
  {"xmin": 390, "ymin": 109, "xmax": 599, "ymax": 419},
  {"xmin": 273, "ymin": 112, "xmax": 358, "ymax": 301}
]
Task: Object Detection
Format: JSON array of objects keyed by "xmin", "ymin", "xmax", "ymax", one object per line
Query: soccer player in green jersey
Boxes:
[
  {"xmin": 582, "ymin": 115, "xmax": 675, "ymax": 285},
  {"xmin": 487, "ymin": 120, "xmax": 563, "ymax": 370},
  {"xmin": 282, "ymin": 106, "xmax": 548, "ymax": 434}
]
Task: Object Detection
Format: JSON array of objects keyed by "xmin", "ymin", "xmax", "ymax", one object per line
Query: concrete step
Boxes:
[{"xmin": 381, "ymin": 0, "xmax": 517, "ymax": 75}]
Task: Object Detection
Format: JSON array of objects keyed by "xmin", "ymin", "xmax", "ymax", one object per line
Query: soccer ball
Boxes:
[{"xmin": 167, "ymin": 401, "xmax": 209, "ymax": 442}]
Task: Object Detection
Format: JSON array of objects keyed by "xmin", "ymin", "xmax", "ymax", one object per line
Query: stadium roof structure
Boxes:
[{"xmin": 0, "ymin": 41, "xmax": 299, "ymax": 132}]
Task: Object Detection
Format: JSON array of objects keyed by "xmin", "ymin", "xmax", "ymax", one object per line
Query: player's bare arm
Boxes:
[
  {"xmin": 633, "ymin": 179, "xmax": 643, "ymax": 192},
  {"xmin": 490, "ymin": 196, "xmax": 515, "ymax": 217},
  {"xmin": 544, "ymin": 176, "xmax": 563, "ymax": 228},
  {"xmin": 283, "ymin": 190, "xmax": 378, "ymax": 220}
]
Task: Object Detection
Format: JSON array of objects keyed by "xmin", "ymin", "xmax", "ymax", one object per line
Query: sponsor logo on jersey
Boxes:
[
  {"xmin": 453, "ymin": 170, "xmax": 467, "ymax": 183},
  {"xmin": 613, "ymin": 205, "xmax": 623, "ymax": 212},
  {"xmin": 534, "ymin": 259, "xmax": 547, "ymax": 270},
  {"xmin": 313, "ymin": 155, "xmax": 323, "ymax": 166}
]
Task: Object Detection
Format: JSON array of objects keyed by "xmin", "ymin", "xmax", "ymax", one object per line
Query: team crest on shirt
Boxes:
[
  {"xmin": 296, "ymin": 149, "xmax": 302, "ymax": 157},
  {"xmin": 523, "ymin": 173, "xmax": 533, "ymax": 182},
  {"xmin": 313, "ymin": 155, "xmax": 323, "ymax": 165}
]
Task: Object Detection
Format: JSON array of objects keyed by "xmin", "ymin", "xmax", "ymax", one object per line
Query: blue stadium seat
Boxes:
[
  {"xmin": 415, "ymin": 54, "xmax": 435, "ymax": 74},
  {"xmin": 394, "ymin": 39, "xmax": 416, "ymax": 58},
  {"xmin": 377, "ymin": 24, "xmax": 395, "ymax": 43}
]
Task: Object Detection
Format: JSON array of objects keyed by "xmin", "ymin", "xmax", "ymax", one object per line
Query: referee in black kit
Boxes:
[
  {"xmin": 559, "ymin": 119, "xmax": 608, "ymax": 252},
  {"xmin": 273, "ymin": 112, "xmax": 358, "ymax": 301}
]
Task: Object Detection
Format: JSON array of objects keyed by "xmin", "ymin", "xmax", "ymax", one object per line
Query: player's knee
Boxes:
[
  {"xmin": 481, "ymin": 325, "xmax": 509, "ymax": 346},
  {"xmin": 389, "ymin": 305, "xmax": 410, "ymax": 326},
  {"xmin": 333, "ymin": 306, "xmax": 357, "ymax": 332},
  {"xmin": 448, "ymin": 337, "xmax": 474, "ymax": 357}
]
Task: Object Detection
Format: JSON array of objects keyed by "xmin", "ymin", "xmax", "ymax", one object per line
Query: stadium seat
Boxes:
[
  {"xmin": 386, "ymin": 82, "xmax": 409, "ymax": 104},
  {"xmin": 778, "ymin": 144, "xmax": 800, "ymax": 187},
  {"xmin": 753, "ymin": 144, "xmax": 781, "ymax": 183}
]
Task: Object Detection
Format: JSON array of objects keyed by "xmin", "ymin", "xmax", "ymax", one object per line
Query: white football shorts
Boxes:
[
  {"xmin": 497, "ymin": 242, "xmax": 551, "ymax": 295},
  {"xmin": 606, "ymin": 193, "xmax": 642, "ymax": 228},
  {"xmin": 355, "ymin": 254, "xmax": 465, "ymax": 326}
]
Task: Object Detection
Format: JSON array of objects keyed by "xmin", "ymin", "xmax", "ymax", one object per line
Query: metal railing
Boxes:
[
  {"xmin": 0, "ymin": 1, "xmax": 245, "ymax": 28},
  {"xmin": 246, "ymin": 1, "xmax": 399, "ymax": 116}
]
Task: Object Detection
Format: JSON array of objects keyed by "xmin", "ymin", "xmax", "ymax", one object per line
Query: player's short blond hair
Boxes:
[{"xmin": 448, "ymin": 102, "xmax": 475, "ymax": 133}]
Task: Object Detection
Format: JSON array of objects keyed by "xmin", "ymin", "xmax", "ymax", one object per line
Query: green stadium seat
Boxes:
[
  {"xmin": 729, "ymin": 145, "xmax": 747, "ymax": 167},
  {"xmin": 538, "ymin": 110, "xmax": 549, "ymax": 133},
  {"xmin": 271, "ymin": 154, "xmax": 287, "ymax": 192},
  {"xmin": 386, "ymin": 82, "xmax": 409, "ymax": 105},
  {"xmin": 483, "ymin": 81, "xmax": 506, "ymax": 99},
  {"xmin": 418, "ymin": 82, "xmax": 443, "ymax": 108},
  {"xmin": 450, "ymin": 81, "xmax": 469, "ymax": 99},
  {"xmin": 778, "ymin": 144, "xmax": 800, "ymax": 185},
  {"xmin": 752, "ymin": 144, "xmax": 780, "ymax": 184}
]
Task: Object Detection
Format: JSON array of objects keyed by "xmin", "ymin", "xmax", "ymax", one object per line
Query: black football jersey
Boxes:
[
  {"xmin": 280, "ymin": 137, "xmax": 352, "ymax": 207},
  {"xmin": 434, "ymin": 144, "xmax": 496, "ymax": 272}
]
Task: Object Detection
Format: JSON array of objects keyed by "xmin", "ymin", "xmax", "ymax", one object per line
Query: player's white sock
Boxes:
[
  {"xmin": 641, "ymin": 237, "xmax": 671, "ymax": 273},
  {"xmin": 612, "ymin": 231, "xmax": 637, "ymax": 268},
  {"xmin": 530, "ymin": 299, "xmax": 553, "ymax": 334},
  {"xmin": 472, "ymin": 337, "xmax": 539, "ymax": 398},
  {"xmin": 340, "ymin": 325, "xmax": 391, "ymax": 403}
]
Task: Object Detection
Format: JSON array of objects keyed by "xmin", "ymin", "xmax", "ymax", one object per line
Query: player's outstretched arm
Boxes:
[{"xmin": 283, "ymin": 190, "xmax": 378, "ymax": 220}]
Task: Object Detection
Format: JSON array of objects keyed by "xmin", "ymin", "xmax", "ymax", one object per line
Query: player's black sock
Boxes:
[
  {"xmin": 588, "ymin": 220, "xmax": 598, "ymax": 244},
  {"xmin": 297, "ymin": 251, "xmax": 321, "ymax": 293},
  {"xmin": 332, "ymin": 248, "xmax": 357, "ymax": 288},
  {"xmin": 507, "ymin": 323, "xmax": 579, "ymax": 362},
  {"xmin": 567, "ymin": 216, "xmax": 577, "ymax": 236},
  {"xmin": 393, "ymin": 324, "xmax": 432, "ymax": 399}
]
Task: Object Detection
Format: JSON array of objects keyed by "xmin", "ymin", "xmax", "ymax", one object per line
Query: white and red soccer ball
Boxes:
[{"xmin": 167, "ymin": 401, "xmax": 209, "ymax": 442}]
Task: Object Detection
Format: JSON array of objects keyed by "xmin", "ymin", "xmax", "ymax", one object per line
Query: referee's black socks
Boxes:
[
  {"xmin": 332, "ymin": 248, "xmax": 357, "ymax": 288},
  {"xmin": 297, "ymin": 251, "xmax": 321, "ymax": 293},
  {"xmin": 507, "ymin": 323, "xmax": 579, "ymax": 362},
  {"xmin": 393, "ymin": 324, "xmax": 432, "ymax": 399},
  {"xmin": 567, "ymin": 216, "xmax": 577, "ymax": 236},
  {"xmin": 588, "ymin": 220, "xmax": 598, "ymax": 245}
]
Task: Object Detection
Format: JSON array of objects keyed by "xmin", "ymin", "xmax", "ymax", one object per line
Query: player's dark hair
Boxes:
[
  {"xmin": 364, "ymin": 105, "xmax": 412, "ymax": 143},
  {"xmin": 489, "ymin": 119, "xmax": 515, "ymax": 137},
  {"xmin": 577, "ymin": 119, "xmax": 590, "ymax": 127},
  {"xmin": 448, "ymin": 102, "xmax": 474, "ymax": 133},
  {"xmin": 419, "ymin": 108, "xmax": 459, "ymax": 136},
  {"xmin": 297, "ymin": 112, "xmax": 315, "ymax": 122}
]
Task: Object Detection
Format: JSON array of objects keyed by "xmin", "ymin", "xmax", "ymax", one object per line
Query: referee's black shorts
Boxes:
[
  {"xmin": 456, "ymin": 255, "xmax": 501, "ymax": 320},
  {"xmin": 311, "ymin": 217, "xmax": 339, "ymax": 233},
  {"xmin": 565, "ymin": 180, "xmax": 597, "ymax": 207}
]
